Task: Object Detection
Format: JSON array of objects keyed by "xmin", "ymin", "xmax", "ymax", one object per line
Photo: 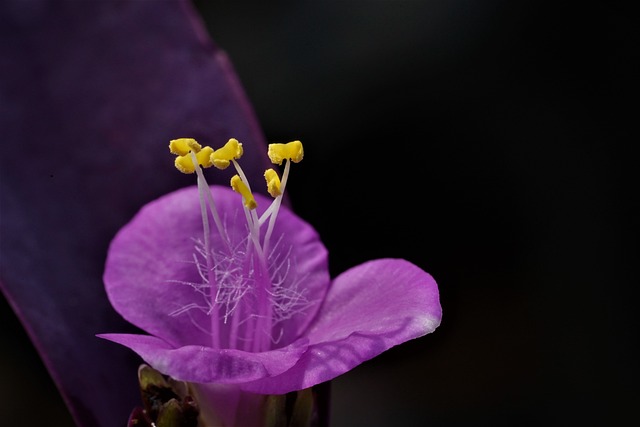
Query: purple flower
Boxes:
[{"xmin": 99, "ymin": 138, "xmax": 441, "ymax": 423}]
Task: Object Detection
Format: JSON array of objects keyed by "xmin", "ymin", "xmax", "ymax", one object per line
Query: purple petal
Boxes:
[
  {"xmin": 97, "ymin": 334, "xmax": 309, "ymax": 384},
  {"xmin": 104, "ymin": 185, "xmax": 329, "ymax": 349},
  {"xmin": 241, "ymin": 258, "xmax": 441, "ymax": 394},
  {"xmin": 0, "ymin": 1, "xmax": 271, "ymax": 426},
  {"xmin": 307, "ymin": 258, "xmax": 441, "ymax": 343}
]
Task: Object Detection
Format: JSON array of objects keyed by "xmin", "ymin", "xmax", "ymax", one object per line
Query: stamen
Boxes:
[
  {"xmin": 264, "ymin": 168, "xmax": 282, "ymax": 197},
  {"xmin": 169, "ymin": 139, "xmax": 227, "ymax": 243},
  {"xmin": 228, "ymin": 158, "xmax": 263, "ymax": 264},
  {"xmin": 230, "ymin": 175, "xmax": 257, "ymax": 210},
  {"xmin": 167, "ymin": 136, "xmax": 311, "ymax": 352},
  {"xmin": 262, "ymin": 160, "xmax": 289, "ymax": 255},
  {"xmin": 211, "ymin": 138, "xmax": 243, "ymax": 170},
  {"xmin": 168, "ymin": 140, "xmax": 232, "ymax": 348},
  {"xmin": 267, "ymin": 140, "xmax": 304, "ymax": 165},
  {"xmin": 263, "ymin": 141, "xmax": 302, "ymax": 254}
]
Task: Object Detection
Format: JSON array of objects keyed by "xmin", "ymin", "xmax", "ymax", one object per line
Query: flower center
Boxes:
[{"xmin": 168, "ymin": 138, "xmax": 306, "ymax": 352}]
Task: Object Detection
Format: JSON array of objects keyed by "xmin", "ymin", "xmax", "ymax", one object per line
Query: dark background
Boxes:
[{"xmin": 2, "ymin": 1, "xmax": 637, "ymax": 426}]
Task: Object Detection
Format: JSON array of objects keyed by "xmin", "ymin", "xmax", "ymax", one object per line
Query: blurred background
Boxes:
[{"xmin": 2, "ymin": 1, "xmax": 637, "ymax": 426}]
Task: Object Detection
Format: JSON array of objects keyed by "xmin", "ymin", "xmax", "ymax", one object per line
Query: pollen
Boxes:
[
  {"xmin": 169, "ymin": 138, "xmax": 202, "ymax": 156},
  {"xmin": 230, "ymin": 174, "xmax": 257, "ymax": 210},
  {"xmin": 264, "ymin": 168, "xmax": 282, "ymax": 197},
  {"xmin": 169, "ymin": 138, "xmax": 214, "ymax": 174},
  {"xmin": 267, "ymin": 141, "xmax": 304, "ymax": 165},
  {"xmin": 173, "ymin": 146, "xmax": 214, "ymax": 174},
  {"xmin": 211, "ymin": 138, "xmax": 244, "ymax": 170}
]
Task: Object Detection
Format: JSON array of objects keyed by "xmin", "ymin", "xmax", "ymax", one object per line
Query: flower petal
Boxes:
[
  {"xmin": 307, "ymin": 258, "xmax": 441, "ymax": 344},
  {"xmin": 97, "ymin": 334, "xmax": 309, "ymax": 384},
  {"xmin": 104, "ymin": 185, "xmax": 329, "ymax": 348},
  {"xmin": 240, "ymin": 258, "xmax": 441, "ymax": 394}
]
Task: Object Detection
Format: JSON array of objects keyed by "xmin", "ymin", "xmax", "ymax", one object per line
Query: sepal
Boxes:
[{"xmin": 128, "ymin": 364, "xmax": 199, "ymax": 427}]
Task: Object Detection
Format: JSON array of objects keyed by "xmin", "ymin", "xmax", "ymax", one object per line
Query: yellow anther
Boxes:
[
  {"xmin": 267, "ymin": 141, "xmax": 304, "ymax": 165},
  {"xmin": 211, "ymin": 138, "xmax": 244, "ymax": 170},
  {"xmin": 173, "ymin": 146, "xmax": 214, "ymax": 174},
  {"xmin": 196, "ymin": 146, "xmax": 214, "ymax": 168},
  {"xmin": 169, "ymin": 138, "xmax": 202, "ymax": 156},
  {"xmin": 230, "ymin": 175, "xmax": 257, "ymax": 210},
  {"xmin": 174, "ymin": 155, "xmax": 196, "ymax": 174},
  {"xmin": 264, "ymin": 168, "xmax": 282, "ymax": 198}
]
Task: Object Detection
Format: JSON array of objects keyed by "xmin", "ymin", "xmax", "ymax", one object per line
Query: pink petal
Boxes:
[
  {"xmin": 104, "ymin": 185, "xmax": 329, "ymax": 348},
  {"xmin": 97, "ymin": 333, "xmax": 309, "ymax": 384},
  {"xmin": 241, "ymin": 258, "xmax": 441, "ymax": 393}
]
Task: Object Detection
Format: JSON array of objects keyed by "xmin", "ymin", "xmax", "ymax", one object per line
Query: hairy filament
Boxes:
[{"xmin": 191, "ymin": 152, "xmax": 220, "ymax": 349}]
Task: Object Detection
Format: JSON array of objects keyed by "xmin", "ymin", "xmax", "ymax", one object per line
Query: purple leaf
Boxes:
[{"xmin": 0, "ymin": 1, "xmax": 271, "ymax": 426}]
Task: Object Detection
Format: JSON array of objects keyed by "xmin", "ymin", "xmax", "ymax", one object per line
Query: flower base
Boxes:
[{"xmin": 129, "ymin": 364, "xmax": 331, "ymax": 427}]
